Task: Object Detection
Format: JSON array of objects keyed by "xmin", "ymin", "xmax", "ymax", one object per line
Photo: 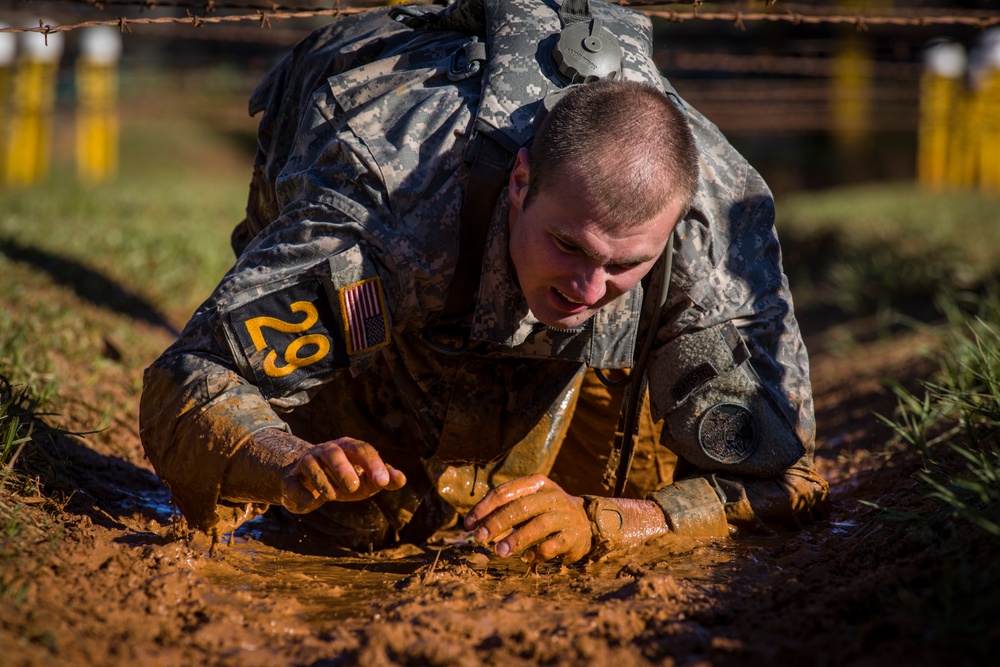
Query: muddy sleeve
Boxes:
[
  {"xmin": 140, "ymin": 206, "xmax": 402, "ymax": 532},
  {"xmin": 140, "ymin": 91, "xmax": 408, "ymax": 532},
  {"xmin": 642, "ymin": 102, "xmax": 830, "ymax": 534},
  {"xmin": 140, "ymin": 338, "xmax": 289, "ymax": 532}
]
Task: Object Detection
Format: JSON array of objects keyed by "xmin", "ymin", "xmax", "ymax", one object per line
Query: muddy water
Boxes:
[
  {"xmin": 200, "ymin": 543, "xmax": 420, "ymax": 620},
  {"xmin": 196, "ymin": 523, "xmax": 745, "ymax": 624}
]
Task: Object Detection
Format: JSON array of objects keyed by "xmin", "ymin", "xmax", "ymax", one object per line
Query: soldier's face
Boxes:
[{"xmin": 507, "ymin": 149, "xmax": 678, "ymax": 330}]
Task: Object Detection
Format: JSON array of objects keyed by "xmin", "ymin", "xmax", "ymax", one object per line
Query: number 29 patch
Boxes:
[{"xmin": 225, "ymin": 280, "xmax": 348, "ymax": 397}]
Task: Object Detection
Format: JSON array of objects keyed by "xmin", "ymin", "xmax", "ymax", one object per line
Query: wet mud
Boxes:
[{"xmin": 2, "ymin": 319, "xmax": 998, "ymax": 666}]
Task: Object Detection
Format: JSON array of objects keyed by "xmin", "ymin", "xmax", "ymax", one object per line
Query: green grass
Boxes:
[
  {"xmin": 872, "ymin": 290, "xmax": 1000, "ymax": 538},
  {"xmin": 0, "ymin": 373, "xmax": 56, "ymax": 555},
  {"xmin": 778, "ymin": 184, "xmax": 1000, "ymax": 316},
  {"xmin": 0, "ymin": 377, "xmax": 36, "ymax": 491},
  {"xmin": 854, "ymin": 288, "xmax": 1000, "ymax": 657},
  {"xmin": 0, "ymin": 120, "xmax": 248, "ymax": 320}
]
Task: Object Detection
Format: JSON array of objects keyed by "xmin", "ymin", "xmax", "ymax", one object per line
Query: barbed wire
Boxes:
[
  {"xmin": 0, "ymin": 5, "xmax": 363, "ymax": 37},
  {"xmin": 641, "ymin": 7, "xmax": 1000, "ymax": 31},
  {"xmin": 1, "ymin": 2, "xmax": 998, "ymax": 36},
  {"xmin": 65, "ymin": 0, "xmax": 364, "ymax": 11}
]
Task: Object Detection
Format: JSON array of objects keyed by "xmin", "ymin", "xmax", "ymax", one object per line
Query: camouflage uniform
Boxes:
[{"xmin": 140, "ymin": 0, "xmax": 829, "ymax": 550}]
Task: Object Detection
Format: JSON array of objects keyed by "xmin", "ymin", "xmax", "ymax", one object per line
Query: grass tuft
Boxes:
[
  {"xmin": 871, "ymin": 290, "xmax": 1000, "ymax": 539},
  {"xmin": 0, "ymin": 375, "xmax": 40, "ymax": 496}
]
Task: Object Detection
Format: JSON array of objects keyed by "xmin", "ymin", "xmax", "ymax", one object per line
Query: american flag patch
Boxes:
[{"xmin": 338, "ymin": 277, "xmax": 390, "ymax": 354}]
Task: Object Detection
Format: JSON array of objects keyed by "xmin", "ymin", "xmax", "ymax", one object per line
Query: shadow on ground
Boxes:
[{"xmin": 0, "ymin": 235, "xmax": 180, "ymax": 337}]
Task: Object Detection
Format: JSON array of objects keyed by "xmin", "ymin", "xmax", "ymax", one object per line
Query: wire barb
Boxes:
[{"xmin": 0, "ymin": 3, "xmax": 998, "ymax": 35}]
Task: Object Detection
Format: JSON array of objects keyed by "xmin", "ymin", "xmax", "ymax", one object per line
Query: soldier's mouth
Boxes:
[{"xmin": 551, "ymin": 287, "xmax": 588, "ymax": 312}]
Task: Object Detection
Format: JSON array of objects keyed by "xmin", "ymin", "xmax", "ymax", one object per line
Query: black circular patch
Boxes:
[{"xmin": 698, "ymin": 403, "xmax": 758, "ymax": 464}]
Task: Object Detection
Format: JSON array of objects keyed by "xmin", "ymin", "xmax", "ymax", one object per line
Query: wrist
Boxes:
[
  {"xmin": 220, "ymin": 427, "xmax": 313, "ymax": 505},
  {"xmin": 646, "ymin": 477, "xmax": 730, "ymax": 538},
  {"xmin": 581, "ymin": 496, "xmax": 669, "ymax": 557}
]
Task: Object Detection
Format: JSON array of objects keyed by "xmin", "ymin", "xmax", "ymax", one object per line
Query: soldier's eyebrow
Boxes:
[{"xmin": 552, "ymin": 231, "xmax": 657, "ymax": 267}]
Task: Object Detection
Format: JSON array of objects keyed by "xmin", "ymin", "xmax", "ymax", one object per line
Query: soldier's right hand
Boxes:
[{"xmin": 280, "ymin": 437, "xmax": 406, "ymax": 513}]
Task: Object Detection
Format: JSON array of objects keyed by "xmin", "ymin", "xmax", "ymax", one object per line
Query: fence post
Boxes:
[
  {"xmin": 0, "ymin": 25, "xmax": 15, "ymax": 184},
  {"xmin": 76, "ymin": 26, "xmax": 121, "ymax": 184},
  {"xmin": 832, "ymin": 32, "xmax": 873, "ymax": 153},
  {"xmin": 918, "ymin": 41, "xmax": 966, "ymax": 191},
  {"xmin": 971, "ymin": 29, "xmax": 1000, "ymax": 192},
  {"xmin": 4, "ymin": 22, "xmax": 63, "ymax": 187}
]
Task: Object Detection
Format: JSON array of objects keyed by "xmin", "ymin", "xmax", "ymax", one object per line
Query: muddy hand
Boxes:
[
  {"xmin": 280, "ymin": 437, "xmax": 406, "ymax": 513},
  {"xmin": 464, "ymin": 474, "xmax": 592, "ymax": 563}
]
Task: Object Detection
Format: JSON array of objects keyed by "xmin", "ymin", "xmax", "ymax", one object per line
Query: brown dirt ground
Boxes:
[{"xmin": 2, "ymin": 305, "xmax": 999, "ymax": 666}]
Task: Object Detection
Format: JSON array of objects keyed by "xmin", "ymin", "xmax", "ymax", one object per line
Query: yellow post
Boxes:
[
  {"xmin": 918, "ymin": 42, "xmax": 966, "ymax": 191},
  {"xmin": 832, "ymin": 32, "xmax": 873, "ymax": 152},
  {"xmin": 0, "ymin": 25, "xmax": 16, "ymax": 183},
  {"xmin": 76, "ymin": 26, "xmax": 121, "ymax": 184},
  {"xmin": 981, "ymin": 69, "xmax": 1000, "ymax": 192},
  {"xmin": 971, "ymin": 30, "xmax": 1000, "ymax": 192},
  {"xmin": 4, "ymin": 23, "xmax": 63, "ymax": 187},
  {"xmin": 948, "ymin": 92, "xmax": 976, "ymax": 189},
  {"xmin": 831, "ymin": 0, "xmax": 878, "ymax": 154}
]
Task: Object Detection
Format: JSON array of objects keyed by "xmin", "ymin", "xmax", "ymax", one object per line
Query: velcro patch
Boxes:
[
  {"xmin": 672, "ymin": 362, "xmax": 719, "ymax": 406},
  {"xmin": 338, "ymin": 277, "xmax": 391, "ymax": 354},
  {"xmin": 698, "ymin": 403, "xmax": 758, "ymax": 464},
  {"xmin": 226, "ymin": 280, "xmax": 347, "ymax": 396}
]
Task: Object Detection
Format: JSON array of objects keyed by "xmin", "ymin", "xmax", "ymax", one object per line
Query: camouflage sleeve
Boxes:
[
  {"xmin": 643, "ymin": 101, "xmax": 829, "ymax": 534},
  {"xmin": 141, "ymin": 203, "xmax": 402, "ymax": 532},
  {"xmin": 140, "ymin": 88, "xmax": 406, "ymax": 533},
  {"xmin": 140, "ymin": 323, "xmax": 288, "ymax": 533}
]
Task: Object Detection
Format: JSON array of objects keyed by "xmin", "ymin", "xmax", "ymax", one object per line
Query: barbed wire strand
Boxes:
[
  {"xmin": 2, "ymin": 4, "xmax": 999, "ymax": 36},
  {"xmin": 641, "ymin": 8, "xmax": 1000, "ymax": 31},
  {"xmin": 0, "ymin": 8, "xmax": 362, "ymax": 37}
]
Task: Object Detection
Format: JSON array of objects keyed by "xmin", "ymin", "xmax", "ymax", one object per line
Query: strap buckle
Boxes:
[
  {"xmin": 448, "ymin": 37, "xmax": 486, "ymax": 82},
  {"xmin": 421, "ymin": 324, "xmax": 470, "ymax": 356},
  {"xmin": 388, "ymin": 6, "xmax": 437, "ymax": 29}
]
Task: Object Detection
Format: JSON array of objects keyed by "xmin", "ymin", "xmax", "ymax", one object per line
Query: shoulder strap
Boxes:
[{"xmin": 438, "ymin": 131, "xmax": 514, "ymax": 322}]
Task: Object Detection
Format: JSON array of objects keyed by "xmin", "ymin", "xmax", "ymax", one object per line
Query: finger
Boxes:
[
  {"xmin": 472, "ymin": 491, "xmax": 560, "ymax": 546},
  {"xmin": 281, "ymin": 476, "xmax": 325, "ymax": 514},
  {"xmin": 464, "ymin": 474, "xmax": 550, "ymax": 530},
  {"xmin": 340, "ymin": 441, "xmax": 393, "ymax": 488},
  {"xmin": 494, "ymin": 511, "xmax": 566, "ymax": 558},
  {"xmin": 311, "ymin": 446, "xmax": 362, "ymax": 495},
  {"xmin": 297, "ymin": 454, "xmax": 340, "ymax": 500},
  {"xmin": 525, "ymin": 531, "xmax": 589, "ymax": 564},
  {"xmin": 385, "ymin": 465, "xmax": 407, "ymax": 490}
]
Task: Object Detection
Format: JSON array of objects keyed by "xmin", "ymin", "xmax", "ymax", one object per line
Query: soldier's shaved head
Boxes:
[{"xmin": 525, "ymin": 80, "xmax": 699, "ymax": 231}]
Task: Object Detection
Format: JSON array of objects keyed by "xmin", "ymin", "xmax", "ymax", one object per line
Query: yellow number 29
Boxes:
[{"xmin": 243, "ymin": 301, "xmax": 331, "ymax": 378}]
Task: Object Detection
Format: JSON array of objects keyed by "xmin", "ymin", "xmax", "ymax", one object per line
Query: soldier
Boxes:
[{"xmin": 140, "ymin": 0, "xmax": 829, "ymax": 563}]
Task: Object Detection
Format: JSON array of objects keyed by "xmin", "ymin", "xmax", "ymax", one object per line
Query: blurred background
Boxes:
[{"xmin": 1, "ymin": 0, "xmax": 998, "ymax": 196}]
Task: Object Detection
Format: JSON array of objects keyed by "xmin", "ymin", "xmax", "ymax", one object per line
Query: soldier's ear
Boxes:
[{"xmin": 508, "ymin": 148, "xmax": 531, "ymax": 212}]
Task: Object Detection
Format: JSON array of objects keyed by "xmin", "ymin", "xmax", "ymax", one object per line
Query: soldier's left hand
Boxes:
[{"xmin": 464, "ymin": 474, "xmax": 592, "ymax": 563}]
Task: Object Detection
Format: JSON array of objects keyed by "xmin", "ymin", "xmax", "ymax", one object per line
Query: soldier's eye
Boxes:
[
  {"xmin": 553, "ymin": 237, "xmax": 577, "ymax": 254},
  {"xmin": 613, "ymin": 260, "xmax": 643, "ymax": 271}
]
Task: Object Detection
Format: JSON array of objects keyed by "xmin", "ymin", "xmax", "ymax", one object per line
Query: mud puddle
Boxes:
[{"xmin": 193, "ymin": 520, "xmax": 755, "ymax": 625}]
